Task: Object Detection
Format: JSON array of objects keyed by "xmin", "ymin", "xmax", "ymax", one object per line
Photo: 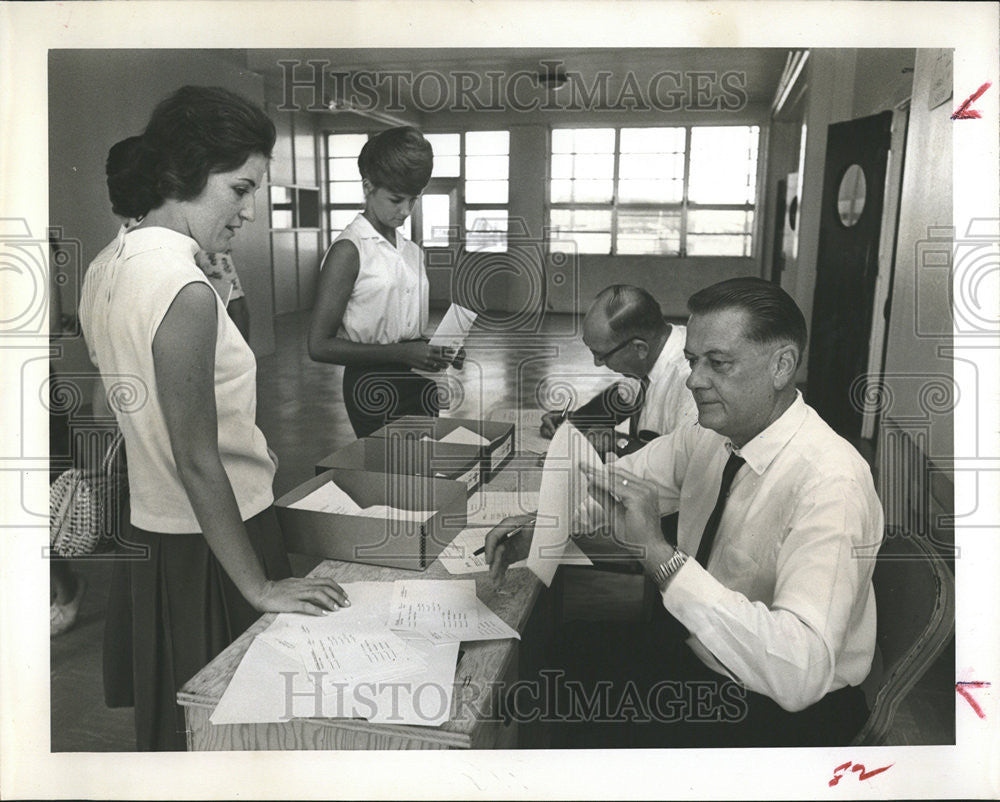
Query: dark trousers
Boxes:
[
  {"xmin": 342, "ymin": 362, "xmax": 440, "ymax": 438},
  {"xmin": 521, "ymin": 610, "xmax": 868, "ymax": 749}
]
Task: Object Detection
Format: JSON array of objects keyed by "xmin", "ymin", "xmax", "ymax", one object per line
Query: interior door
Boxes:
[{"xmin": 806, "ymin": 111, "xmax": 892, "ymax": 439}]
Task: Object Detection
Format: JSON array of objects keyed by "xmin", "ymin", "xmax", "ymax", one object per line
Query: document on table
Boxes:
[
  {"xmin": 528, "ymin": 422, "xmax": 603, "ymax": 586},
  {"xmin": 389, "ymin": 579, "xmax": 479, "ymax": 643},
  {"xmin": 287, "ymin": 480, "xmax": 362, "ymax": 513},
  {"xmin": 438, "ymin": 525, "xmax": 589, "ymax": 575},
  {"xmin": 212, "ymin": 582, "xmax": 461, "ymax": 727},
  {"xmin": 466, "ymin": 491, "xmax": 540, "ymax": 526},
  {"xmin": 421, "ymin": 426, "xmax": 490, "ymax": 447},
  {"xmin": 486, "ymin": 404, "xmax": 552, "ymax": 455}
]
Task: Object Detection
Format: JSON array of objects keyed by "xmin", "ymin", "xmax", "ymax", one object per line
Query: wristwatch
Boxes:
[{"xmin": 652, "ymin": 549, "xmax": 689, "ymax": 591}]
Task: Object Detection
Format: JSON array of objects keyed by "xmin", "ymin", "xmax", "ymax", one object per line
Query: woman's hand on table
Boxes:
[
  {"xmin": 484, "ymin": 513, "xmax": 534, "ymax": 585},
  {"xmin": 395, "ymin": 340, "xmax": 451, "ymax": 372},
  {"xmin": 251, "ymin": 576, "xmax": 351, "ymax": 615}
]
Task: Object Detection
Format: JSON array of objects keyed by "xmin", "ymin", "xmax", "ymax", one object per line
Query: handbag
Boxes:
[{"xmin": 49, "ymin": 430, "xmax": 127, "ymax": 557}]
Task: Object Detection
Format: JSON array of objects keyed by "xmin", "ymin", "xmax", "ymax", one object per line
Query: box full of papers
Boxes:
[
  {"xmin": 370, "ymin": 416, "xmax": 515, "ymax": 483},
  {"xmin": 275, "ymin": 468, "xmax": 467, "ymax": 570}
]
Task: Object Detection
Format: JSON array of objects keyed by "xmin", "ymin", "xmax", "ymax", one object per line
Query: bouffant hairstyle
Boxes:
[
  {"xmin": 106, "ymin": 85, "xmax": 276, "ymax": 220},
  {"xmin": 357, "ymin": 126, "xmax": 434, "ymax": 196}
]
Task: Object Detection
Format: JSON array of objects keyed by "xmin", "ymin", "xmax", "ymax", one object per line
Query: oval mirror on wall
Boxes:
[{"xmin": 837, "ymin": 164, "xmax": 867, "ymax": 227}]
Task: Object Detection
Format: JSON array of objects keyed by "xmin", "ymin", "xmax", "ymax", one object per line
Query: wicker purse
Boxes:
[{"xmin": 50, "ymin": 431, "xmax": 127, "ymax": 557}]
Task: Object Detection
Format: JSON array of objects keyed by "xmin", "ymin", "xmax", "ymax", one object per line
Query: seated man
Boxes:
[
  {"xmin": 488, "ymin": 277, "xmax": 883, "ymax": 748},
  {"xmin": 540, "ymin": 285, "xmax": 696, "ymax": 457}
]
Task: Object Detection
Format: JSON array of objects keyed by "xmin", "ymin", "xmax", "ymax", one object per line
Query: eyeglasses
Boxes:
[{"xmin": 592, "ymin": 337, "xmax": 636, "ymax": 363}]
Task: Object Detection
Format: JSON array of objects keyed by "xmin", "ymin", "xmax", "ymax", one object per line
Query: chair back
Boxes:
[{"xmin": 852, "ymin": 527, "xmax": 955, "ymax": 745}]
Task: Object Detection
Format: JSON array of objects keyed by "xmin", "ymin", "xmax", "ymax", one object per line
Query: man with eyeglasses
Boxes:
[{"xmin": 539, "ymin": 285, "xmax": 696, "ymax": 457}]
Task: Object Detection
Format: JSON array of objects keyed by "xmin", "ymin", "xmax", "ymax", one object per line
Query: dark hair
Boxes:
[
  {"xmin": 357, "ymin": 126, "xmax": 433, "ymax": 196},
  {"xmin": 687, "ymin": 277, "xmax": 808, "ymax": 356},
  {"xmin": 594, "ymin": 284, "xmax": 667, "ymax": 341},
  {"xmin": 106, "ymin": 85, "xmax": 276, "ymax": 220}
]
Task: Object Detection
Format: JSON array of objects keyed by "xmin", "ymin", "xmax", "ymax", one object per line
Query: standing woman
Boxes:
[
  {"xmin": 80, "ymin": 86, "xmax": 348, "ymax": 751},
  {"xmin": 308, "ymin": 126, "xmax": 459, "ymax": 438}
]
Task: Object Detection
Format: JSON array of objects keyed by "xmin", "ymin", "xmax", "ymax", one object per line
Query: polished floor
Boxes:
[{"xmin": 50, "ymin": 309, "xmax": 955, "ymax": 750}]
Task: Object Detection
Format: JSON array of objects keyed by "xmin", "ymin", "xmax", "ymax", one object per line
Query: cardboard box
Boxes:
[
  {"xmin": 315, "ymin": 436, "xmax": 482, "ymax": 496},
  {"xmin": 275, "ymin": 468, "xmax": 467, "ymax": 571},
  {"xmin": 370, "ymin": 416, "xmax": 515, "ymax": 483}
]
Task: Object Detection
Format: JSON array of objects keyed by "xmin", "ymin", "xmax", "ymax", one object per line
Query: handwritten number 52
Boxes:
[{"xmin": 829, "ymin": 761, "xmax": 893, "ymax": 786}]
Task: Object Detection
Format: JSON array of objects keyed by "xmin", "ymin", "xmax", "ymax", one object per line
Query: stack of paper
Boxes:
[
  {"xmin": 288, "ymin": 479, "xmax": 433, "ymax": 523},
  {"xmin": 420, "ymin": 426, "xmax": 490, "ymax": 447}
]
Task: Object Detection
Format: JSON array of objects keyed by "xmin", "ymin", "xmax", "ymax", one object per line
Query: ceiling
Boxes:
[{"xmin": 240, "ymin": 48, "xmax": 792, "ymax": 121}]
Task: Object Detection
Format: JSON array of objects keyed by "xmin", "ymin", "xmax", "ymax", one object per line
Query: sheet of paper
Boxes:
[
  {"xmin": 211, "ymin": 634, "xmax": 459, "ymax": 728},
  {"xmin": 466, "ymin": 491, "xmax": 540, "ymax": 526},
  {"xmin": 486, "ymin": 404, "xmax": 552, "ymax": 455},
  {"xmin": 437, "ymin": 426, "xmax": 490, "ymax": 447},
  {"xmin": 355, "ymin": 504, "xmax": 435, "ymax": 523},
  {"xmin": 389, "ymin": 579, "xmax": 479, "ymax": 643},
  {"xmin": 427, "ymin": 303, "xmax": 477, "ymax": 349},
  {"xmin": 257, "ymin": 618, "xmax": 426, "ymax": 685},
  {"xmin": 287, "ymin": 479, "xmax": 362, "ymax": 514},
  {"xmin": 528, "ymin": 422, "xmax": 603, "ymax": 586},
  {"xmin": 437, "ymin": 525, "xmax": 590, "ymax": 574},
  {"xmin": 464, "ymin": 596, "xmax": 520, "ymax": 642}
]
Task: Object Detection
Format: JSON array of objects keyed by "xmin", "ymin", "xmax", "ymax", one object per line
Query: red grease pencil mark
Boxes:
[
  {"xmin": 951, "ymin": 82, "xmax": 991, "ymax": 119},
  {"xmin": 956, "ymin": 680, "xmax": 991, "ymax": 718},
  {"xmin": 828, "ymin": 761, "xmax": 893, "ymax": 786}
]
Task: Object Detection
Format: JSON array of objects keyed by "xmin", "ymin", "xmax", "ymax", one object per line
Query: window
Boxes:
[
  {"xmin": 549, "ymin": 125, "xmax": 759, "ymax": 257},
  {"xmin": 422, "ymin": 131, "xmax": 511, "ymax": 253},
  {"xmin": 325, "ymin": 133, "xmax": 370, "ymax": 237}
]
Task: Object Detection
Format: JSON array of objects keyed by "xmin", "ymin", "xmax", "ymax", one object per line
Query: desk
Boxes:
[{"xmin": 178, "ymin": 458, "xmax": 547, "ymax": 751}]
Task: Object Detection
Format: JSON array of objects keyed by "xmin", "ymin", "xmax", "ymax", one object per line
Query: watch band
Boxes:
[{"xmin": 652, "ymin": 549, "xmax": 688, "ymax": 591}]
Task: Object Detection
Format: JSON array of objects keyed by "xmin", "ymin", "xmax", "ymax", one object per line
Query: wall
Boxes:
[{"xmin": 48, "ymin": 49, "xmax": 277, "ymax": 408}]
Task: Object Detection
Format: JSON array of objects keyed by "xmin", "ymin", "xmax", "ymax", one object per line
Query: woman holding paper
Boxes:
[
  {"xmin": 80, "ymin": 86, "xmax": 349, "ymax": 751},
  {"xmin": 308, "ymin": 126, "xmax": 464, "ymax": 438}
]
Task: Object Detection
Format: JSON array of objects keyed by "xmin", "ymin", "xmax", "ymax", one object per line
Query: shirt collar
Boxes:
[
  {"xmin": 124, "ymin": 225, "xmax": 200, "ymax": 260},
  {"xmin": 353, "ymin": 212, "xmax": 401, "ymax": 248},
  {"xmin": 648, "ymin": 323, "xmax": 684, "ymax": 382},
  {"xmin": 728, "ymin": 390, "xmax": 808, "ymax": 475}
]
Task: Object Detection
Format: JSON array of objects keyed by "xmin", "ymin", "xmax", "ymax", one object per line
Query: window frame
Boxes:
[{"xmin": 547, "ymin": 124, "xmax": 763, "ymax": 258}]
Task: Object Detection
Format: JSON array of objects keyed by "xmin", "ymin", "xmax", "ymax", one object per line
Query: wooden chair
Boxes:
[{"xmin": 851, "ymin": 527, "xmax": 955, "ymax": 745}]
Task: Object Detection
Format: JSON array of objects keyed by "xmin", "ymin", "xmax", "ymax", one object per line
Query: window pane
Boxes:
[
  {"xmin": 329, "ymin": 157, "xmax": 360, "ymax": 181},
  {"xmin": 618, "ymin": 178, "xmax": 683, "ymax": 203},
  {"xmin": 552, "ymin": 232, "xmax": 611, "ymax": 255},
  {"xmin": 270, "ymin": 186, "xmax": 292, "ymax": 204},
  {"xmin": 271, "ymin": 210, "xmax": 293, "ymax": 229},
  {"xmin": 619, "ymin": 127, "xmax": 685, "ymax": 154},
  {"xmin": 687, "ymin": 234, "xmax": 752, "ymax": 256},
  {"xmin": 421, "ymin": 194, "xmax": 451, "ymax": 245},
  {"xmin": 425, "ymin": 133, "xmax": 460, "ymax": 155},
  {"xmin": 465, "ymin": 180, "xmax": 508, "ymax": 203},
  {"xmin": 550, "ymin": 208, "xmax": 613, "ymax": 233},
  {"xmin": 688, "ymin": 126, "xmax": 759, "ymax": 204},
  {"xmin": 329, "ymin": 209, "xmax": 359, "ymax": 235},
  {"xmin": 465, "ymin": 210, "xmax": 508, "ymax": 253},
  {"xmin": 617, "ymin": 210, "xmax": 681, "ymax": 255},
  {"xmin": 329, "ymin": 180, "xmax": 364, "ymax": 204},
  {"xmin": 327, "ymin": 134, "xmax": 368, "ymax": 158},
  {"xmin": 465, "ymin": 155, "xmax": 509, "ymax": 181},
  {"xmin": 687, "ymin": 209, "xmax": 755, "ymax": 234},
  {"xmin": 552, "ymin": 128, "xmax": 615, "ymax": 153},
  {"xmin": 618, "ymin": 153, "xmax": 683, "ymax": 180},
  {"xmin": 550, "ymin": 179, "xmax": 614, "ymax": 204},
  {"xmin": 465, "ymin": 130, "xmax": 509, "ymax": 155},
  {"xmin": 433, "ymin": 155, "xmax": 461, "ymax": 177}
]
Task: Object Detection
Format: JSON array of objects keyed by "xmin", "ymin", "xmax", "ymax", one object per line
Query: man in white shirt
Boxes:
[
  {"xmin": 540, "ymin": 285, "xmax": 697, "ymax": 457},
  {"xmin": 487, "ymin": 277, "xmax": 883, "ymax": 747}
]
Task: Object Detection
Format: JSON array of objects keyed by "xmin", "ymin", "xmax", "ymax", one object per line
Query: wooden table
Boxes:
[{"xmin": 178, "ymin": 456, "xmax": 548, "ymax": 751}]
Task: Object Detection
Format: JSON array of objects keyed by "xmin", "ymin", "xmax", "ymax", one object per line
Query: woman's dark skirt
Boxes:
[
  {"xmin": 102, "ymin": 506, "xmax": 291, "ymax": 751},
  {"xmin": 342, "ymin": 361, "xmax": 441, "ymax": 438}
]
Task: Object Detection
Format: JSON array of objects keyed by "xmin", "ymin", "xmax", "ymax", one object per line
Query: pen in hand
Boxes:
[
  {"xmin": 559, "ymin": 399, "xmax": 573, "ymax": 425},
  {"xmin": 473, "ymin": 519, "xmax": 534, "ymax": 557}
]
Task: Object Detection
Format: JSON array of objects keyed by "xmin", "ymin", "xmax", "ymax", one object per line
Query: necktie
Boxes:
[
  {"xmin": 628, "ymin": 375, "xmax": 651, "ymax": 439},
  {"xmin": 695, "ymin": 451, "xmax": 745, "ymax": 567}
]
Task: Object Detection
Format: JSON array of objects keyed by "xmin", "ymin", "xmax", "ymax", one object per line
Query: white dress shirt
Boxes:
[
  {"xmin": 617, "ymin": 392, "xmax": 883, "ymax": 711},
  {"xmin": 635, "ymin": 323, "xmax": 697, "ymax": 436},
  {"xmin": 331, "ymin": 213, "xmax": 429, "ymax": 345}
]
